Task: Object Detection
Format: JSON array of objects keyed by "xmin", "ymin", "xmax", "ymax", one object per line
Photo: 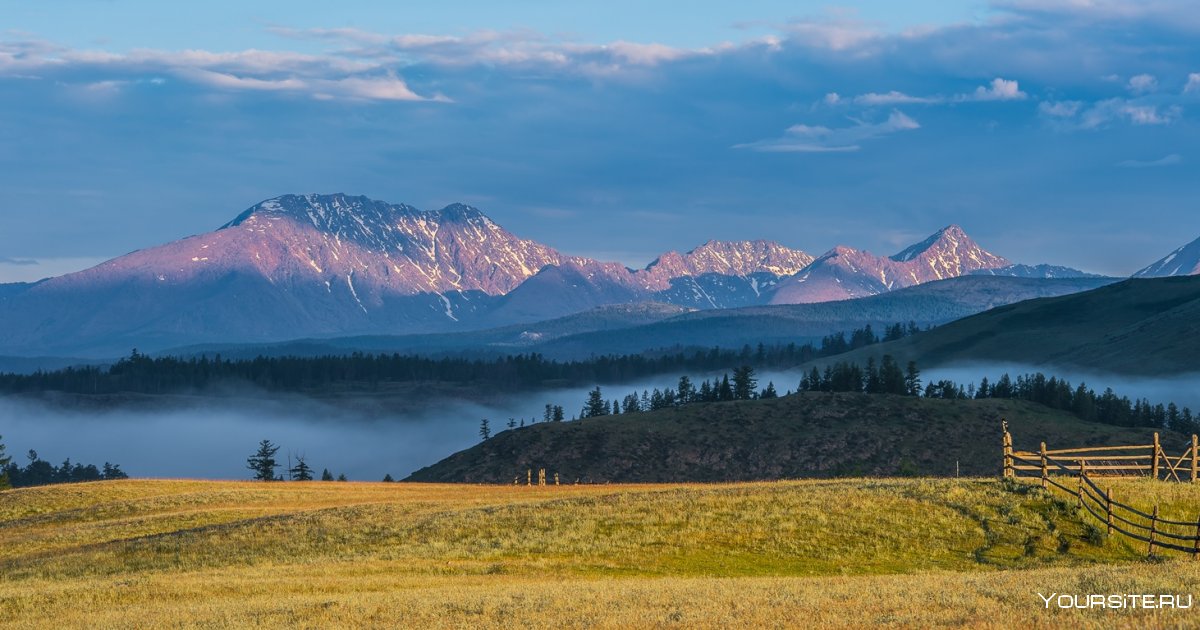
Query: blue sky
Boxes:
[{"xmin": 1, "ymin": 0, "xmax": 1198, "ymax": 281}]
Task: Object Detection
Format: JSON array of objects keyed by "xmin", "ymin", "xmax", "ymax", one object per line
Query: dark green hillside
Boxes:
[
  {"xmin": 828, "ymin": 275, "xmax": 1200, "ymax": 374},
  {"xmin": 406, "ymin": 392, "xmax": 1185, "ymax": 483}
]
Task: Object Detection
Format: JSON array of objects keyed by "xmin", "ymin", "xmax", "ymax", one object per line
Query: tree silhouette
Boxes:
[
  {"xmin": 247, "ymin": 439, "xmax": 280, "ymax": 481},
  {"xmin": 289, "ymin": 454, "xmax": 314, "ymax": 481},
  {"xmin": 0, "ymin": 435, "xmax": 10, "ymax": 489},
  {"xmin": 479, "ymin": 418, "xmax": 491, "ymax": 441}
]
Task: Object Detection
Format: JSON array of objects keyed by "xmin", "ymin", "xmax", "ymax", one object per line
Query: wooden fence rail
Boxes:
[{"xmin": 1002, "ymin": 421, "xmax": 1200, "ymax": 558}]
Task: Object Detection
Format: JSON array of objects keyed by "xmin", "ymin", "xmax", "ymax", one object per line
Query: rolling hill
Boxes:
[
  {"xmin": 406, "ymin": 392, "xmax": 1183, "ymax": 483},
  {"xmin": 824, "ymin": 275, "xmax": 1200, "ymax": 375}
]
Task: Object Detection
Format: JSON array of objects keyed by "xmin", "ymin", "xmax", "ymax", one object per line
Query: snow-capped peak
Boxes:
[{"xmin": 1134, "ymin": 235, "xmax": 1200, "ymax": 277}]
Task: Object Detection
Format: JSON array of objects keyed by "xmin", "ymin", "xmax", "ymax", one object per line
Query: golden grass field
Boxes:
[{"xmin": 3, "ymin": 477, "xmax": 1200, "ymax": 628}]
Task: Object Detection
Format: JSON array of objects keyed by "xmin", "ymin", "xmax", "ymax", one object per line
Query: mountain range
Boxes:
[{"xmin": 0, "ymin": 192, "xmax": 1190, "ymax": 358}]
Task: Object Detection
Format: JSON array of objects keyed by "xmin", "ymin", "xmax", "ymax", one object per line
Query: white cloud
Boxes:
[
  {"xmin": 1117, "ymin": 154, "xmax": 1182, "ymax": 168},
  {"xmin": 823, "ymin": 92, "xmax": 842, "ymax": 105},
  {"xmin": 853, "ymin": 91, "xmax": 940, "ymax": 105},
  {"xmin": 1127, "ymin": 73, "xmax": 1158, "ymax": 94},
  {"xmin": 1038, "ymin": 100, "xmax": 1083, "ymax": 117},
  {"xmin": 963, "ymin": 78, "xmax": 1027, "ymax": 101},
  {"xmin": 735, "ymin": 110, "xmax": 919, "ymax": 153},
  {"xmin": 1070, "ymin": 98, "xmax": 1182, "ymax": 128},
  {"xmin": 782, "ymin": 16, "xmax": 882, "ymax": 51},
  {"xmin": 1185, "ymin": 73, "xmax": 1200, "ymax": 93}
]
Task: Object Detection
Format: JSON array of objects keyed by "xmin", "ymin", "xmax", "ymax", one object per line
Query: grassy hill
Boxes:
[
  {"xmin": 3, "ymin": 478, "xmax": 1200, "ymax": 627},
  {"xmin": 407, "ymin": 392, "xmax": 1187, "ymax": 483},
  {"xmin": 829, "ymin": 275, "xmax": 1200, "ymax": 375}
]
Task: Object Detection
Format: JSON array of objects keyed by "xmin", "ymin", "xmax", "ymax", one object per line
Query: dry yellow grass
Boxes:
[{"xmin": 2, "ymin": 477, "xmax": 1198, "ymax": 628}]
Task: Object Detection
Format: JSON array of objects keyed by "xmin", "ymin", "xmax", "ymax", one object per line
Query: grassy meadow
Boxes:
[{"xmin": 2, "ymin": 477, "xmax": 1200, "ymax": 628}]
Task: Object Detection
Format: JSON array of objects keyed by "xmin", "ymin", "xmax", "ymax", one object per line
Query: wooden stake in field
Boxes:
[
  {"xmin": 1106, "ymin": 488, "xmax": 1114, "ymax": 536},
  {"xmin": 1040, "ymin": 441, "xmax": 1048, "ymax": 489},
  {"xmin": 1192, "ymin": 434, "xmax": 1198, "ymax": 484},
  {"xmin": 538, "ymin": 468, "xmax": 546, "ymax": 486},
  {"xmin": 1193, "ymin": 514, "xmax": 1200, "ymax": 561},
  {"xmin": 1152, "ymin": 433, "xmax": 1161, "ymax": 480},
  {"xmin": 1148, "ymin": 505, "xmax": 1159, "ymax": 557},
  {"xmin": 527, "ymin": 469, "xmax": 532, "ymax": 487},
  {"xmin": 1002, "ymin": 420, "xmax": 1013, "ymax": 479}
]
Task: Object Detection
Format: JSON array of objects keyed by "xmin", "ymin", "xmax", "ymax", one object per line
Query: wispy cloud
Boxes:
[
  {"xmin": 1117, "ymin": 154, "xmax": 1182, "ymax": 168},
  {"xmin": 1186, "ymin": 73, "xmax": 1200, "ymax": 93},
  {"xmin": 735, "ymin": 110, "xmax": 919, "ymax": 153},
  {"xmin": 1041, "ymin": 97, "xmax": 1182, "ymax": 129},
  {"xmin": 0, "ymin": 256, "xmax": 37, "ymax": 266},
  {"xmin": 833, "ymin": 78, "xmax": 1028, "ymax": 107},
  {"xmin": 1127, "ymin": 73, "xmax": 1158, "ymax": 94}
]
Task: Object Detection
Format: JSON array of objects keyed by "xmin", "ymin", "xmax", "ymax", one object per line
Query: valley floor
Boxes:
[{"xmin": 2, "ymin": 478, "xmax": 1199, "ymax": 628}]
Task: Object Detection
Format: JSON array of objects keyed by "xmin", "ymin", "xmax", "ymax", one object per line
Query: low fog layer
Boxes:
[
  {"xmin": 0, "ymin": 370, "xmax": 782, "ymax": 480},
  {"xmin": 2, "ymin": 364, "xmax": 1197, "ymax": 481}
]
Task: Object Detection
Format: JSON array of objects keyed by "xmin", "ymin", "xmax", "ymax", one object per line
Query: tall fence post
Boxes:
[
  {"xmin": 1077, "ymin": 462, "xmax": 1086, "ymax": 507},
  {"xmin": 1040, "ymin": 441, "xmax": 1048, "ymax": 489},
  {"xmin": 1193, "ymin": 514, "xmax": 1200, "ymax": 561},
  {"xmin": 1148, "ymin": 505, "xmax": 1159, "ymax": 557},
  {"xmin": 1192, "ymin": 434, "xmax": 1198, "ymax": 484},
  {"xmin": 1153, "ymin": 432, "xmax": 1161, "ymax": 480},
  {"xmin": 1002, "ymin": 420, "xmax": 1013, "ymax": 478},
  {"xmin": 1106, "ymin": 487, "xmax": 1114, "ymax": 536}
]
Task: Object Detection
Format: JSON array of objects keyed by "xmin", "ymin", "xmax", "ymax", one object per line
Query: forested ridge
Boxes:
[{"xmin": 0, "ymin": 324, "xmax": 918, "ymax": 395}]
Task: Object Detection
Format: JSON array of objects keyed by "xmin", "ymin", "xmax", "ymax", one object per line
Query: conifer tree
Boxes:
[
  {"xmin": 289, "ymin": 454, "xmax": 314, "ymax": 481},
  {"xmin": 0, "ymin": 435, "xmax": 10, "ymax": 490},
  {"xmin": 553, "ymin": 405, "xmax": 564, "ymax": 422},
  {"xmin": 321, "ymin": 468, "xmax": 335, "ymax": 481},
  {"xmin": 337, "ymin": 473, "xmax": 348, "ymax": 482},
  {"xmin": 904, "ymin": 361, "xmax": 922, "ymax": 396},
  {"xmin": 583, "ymin": 387, "xmax": 608, "ymax": 417},
  {"xmin": 246, "ymin": 439, "xmax": 280, "ymax": 481},
  {"xmin": 718, "ymin": 374, "xmax": 734, "ymax": 401},
  {"xmin": 760, "ymin": 381, "xmax": 778, "ymax": 399},
  {"xmin": 732, "ymin": 365, "xmax": 757, "ymax": 400},
  {"xmin": 479, "ymin": 418, "xmax": 491, "ymax": 441},
  {"xmin": 382, "ymin": 474, "xmax": 395, "ymax": 482}
]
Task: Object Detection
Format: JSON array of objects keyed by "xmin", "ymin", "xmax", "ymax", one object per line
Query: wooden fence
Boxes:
[{"xmin": 1003, "ymin": 421, "xmax": 1200, "ymax": 557}]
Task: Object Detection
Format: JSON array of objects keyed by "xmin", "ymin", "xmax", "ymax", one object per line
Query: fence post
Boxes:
[
  {"xmin": 1077, "ymin": 461, "xmax": 1085, "ymax": 507},
  {"xmin": 1040, "ymin": 441, "xmax": 1048, "ymax": 489},
  {"xmin": 1193, "ymin": 514, "xmax": 1200, "ymax": 561},
  {"xmin": 1106, "ymin": 487, "xmax": 1114, "ymax": 536},
  {"xmin": 527, "ymin": 469, "xmax": 532, "ymax": 486},
  {"xmin": 1002, "ymin": 420, "xmax": 1013, "ymax": 478},
  {"xmin": 1148, "ymin": 505, "xmax": 1159, "ymax": 557},
  {"xmin": 538, "ymin": 468, "xmax": 546, "ymax": 486},
  {"xmin": 1152, "ymin": 432, "xmax": 1161, "ymax": 480},
  {"xmin": 1192, "ymin": 434, "xmax": 1198, "ymax": 484}
]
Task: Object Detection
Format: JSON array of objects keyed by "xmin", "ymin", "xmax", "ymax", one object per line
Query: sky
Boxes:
[{"xmin": 1, "ymin": 0, "xmax": 1198, "ymax": 281}]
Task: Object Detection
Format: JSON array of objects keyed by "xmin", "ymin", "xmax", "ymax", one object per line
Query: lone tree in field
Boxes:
[
  {"xmin": 289, "ymin": 454, "xmax": 314, "ymax": 481},
  {"xmin": 0, "ymin": 434, "xmax": 10, "ymax": 489},
  {"xmin": 247, "ymin": 439, "xmax": 281, "ymax": 481},
  {"xmin": 479, "ymin": 418, "xmax": 491, "ymax": 441},
  {"xmin": 382, "ymin": 474, "xmax": 395, "ymax": 482}
]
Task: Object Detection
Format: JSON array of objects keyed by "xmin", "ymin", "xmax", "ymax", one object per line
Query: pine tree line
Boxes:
[
  {"xmin": 797, "ymin": 358, "xmax": 1198, "ymax": 433},
  {"xmin": 0, "ymin": 323, "xmax": 917, "ymax": 396},
  {"xmin": 1, "ymin": 447, "xmax": 127, "ymax": 489}
]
